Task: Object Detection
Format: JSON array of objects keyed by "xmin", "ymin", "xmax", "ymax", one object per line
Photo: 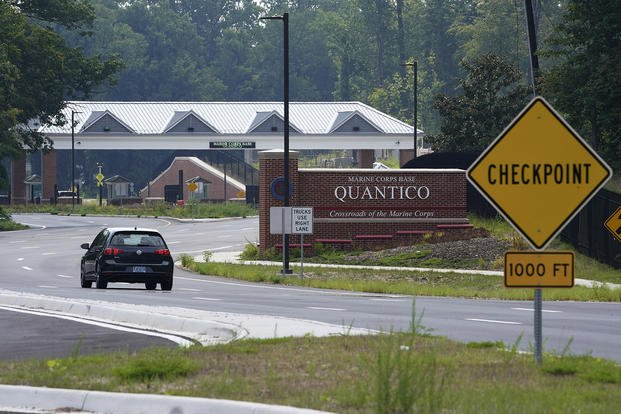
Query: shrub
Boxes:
[{"xmin": 240, "ymin": 243, "xmax": 259, "ymax": 260}]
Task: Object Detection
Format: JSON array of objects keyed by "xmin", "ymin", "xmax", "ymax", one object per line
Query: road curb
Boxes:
[
  {"xmin": 0, "ymin": 384, "xmax": 333, "ymax": 414},
  {"xmin": 0, "ymin": 290, "xmax": 242, "ymax": 346}
]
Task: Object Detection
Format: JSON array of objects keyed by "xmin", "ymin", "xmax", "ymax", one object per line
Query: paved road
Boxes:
[
  {"xmin": 0, "ymin": 309, "xmax": 175, "ymax": 361},
  {"xmin": 2, "ymin": 214, "xmax": 620, "ymax": 362}
]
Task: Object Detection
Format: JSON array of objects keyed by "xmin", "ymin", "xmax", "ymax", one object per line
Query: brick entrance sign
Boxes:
[{"xmin": 259, "ymin": 150, "xmax": 469, "ymax": 252}]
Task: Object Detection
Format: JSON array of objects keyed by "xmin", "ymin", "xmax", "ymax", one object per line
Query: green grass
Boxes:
[
  {"xmin": 181, "ymin": 257, "xmax": 620, "ymax": 302},
  {"xmin": 0, "ymin": 207, "xmax": 28, "ymax": 231},
  {"xmin": 4, "ymin": 201, "xmax": 257, "ymax": 221},
  {"xmin": 0, "ymin": 219, "xmax": 28, "ymax": 231},
  {"xmin": 113, "ymin": 349, "xmax": 200, "ymax": 381},
  {"xmin": 0, "ymin": 334, "xmax": 618, "ymax": 413}
]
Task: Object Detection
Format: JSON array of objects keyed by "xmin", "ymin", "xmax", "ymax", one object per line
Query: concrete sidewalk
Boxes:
[{"xmin": 204, "ymin": 251, "xmax": 621, "ymax": 290}]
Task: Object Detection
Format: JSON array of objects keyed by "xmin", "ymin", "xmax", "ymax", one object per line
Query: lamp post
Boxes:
[
  {"xmin": 260, "ymin": 12, "xmax": 292, "ymax": 274},
  {"xmin": 401, "ymin": 61, "xmax": 418, "ymax": 158}
]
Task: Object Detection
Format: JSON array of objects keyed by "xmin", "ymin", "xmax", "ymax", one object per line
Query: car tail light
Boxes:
[
  {"xmin": 103, "ymin": 247, "xmax": 124, "ymax": 255},
  {"xmin": 155, "ymin": 249, "xmax": 170, "ymax": 255}
]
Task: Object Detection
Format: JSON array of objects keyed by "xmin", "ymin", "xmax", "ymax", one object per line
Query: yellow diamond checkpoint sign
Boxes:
[
  {"xmin": 604, "ymin": 206, "xmax": 621, "ymax": 243},
  {"xmin": 468, "ymin": 97, "xmax": 612, "ymax": 250}
]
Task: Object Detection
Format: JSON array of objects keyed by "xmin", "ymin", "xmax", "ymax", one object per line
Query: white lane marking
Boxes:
[
  {"xmin": 178, "ymin": 288, "xmax": 201, "ymax": 292},
  {"xmin": 21, "ymin": 266, "xmax": 33, "ymax": 271},
  {"xmin": 38, "ymin": 285, "xmax": 57, "ymax": 289},
  {"xmin": 17, "ymin": 258, "xmax": 24, "ymax": 262},
  {"xmin": 20, "ymin": 246, "xmax": 39, "ymax": 249},
  {"xmin": 217, "ymin": 234, "xmax": 232, "ymax": 238},
  {"xmin": 9, "ymin": 240, "xmax": 26, "ymax": 244},
  {"xmin": 307, "ymin": 307, "xmax": 346, "ymax": 311},
  {"xmin": 0, "ymin": 306, "xmax": 190, "ymax": 346},
  {"xmin": 57, "ymin": 275, "xmax": 73, "ymax": 279},
  {"xmin": 512, "ymin": 307, "xmax": 562, "ymax": 313},
  {"xmin": 156, "ymin": 218, "xmax": 172, "ymax": 227},
  {"xmin": 42, "ymin": 252, "xmax": 57, "ymax": 256},
  {"xmin": 466, "ymin": 318, "xmax": 521, "ymax": 325},
  {"xmin": 240, "ymin": 227, "xmax": 255, "ymax": 231},
  {"xmin": 193, "ymin": 297, "xmax": 222, "ymax": 301},
  {"xmin": 167, "ymin": 241, "xmax": 181, "ymax": 244}
]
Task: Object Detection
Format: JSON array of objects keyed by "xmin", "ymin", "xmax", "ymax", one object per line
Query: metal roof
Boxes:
[{"xmin": 41, "ymin": 101, "xmax": 417, "ymax": 135}]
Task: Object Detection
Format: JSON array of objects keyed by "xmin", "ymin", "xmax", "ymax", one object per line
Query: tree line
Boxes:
[{"xmin": 1, "ymin": 0, "xmax": 619, "ymax": 195}]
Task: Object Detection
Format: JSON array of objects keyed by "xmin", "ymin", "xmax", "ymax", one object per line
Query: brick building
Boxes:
[{"xmin": 139, "ymin": 157, "xmax": 244, "ymax": 202}]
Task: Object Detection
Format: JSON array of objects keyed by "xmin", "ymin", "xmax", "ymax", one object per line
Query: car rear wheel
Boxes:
[
  {"xmin": 160, "ymin": 277, "xmax": 173, "ymax": 291},
  {"xmin": 145, "ymin": 281, "xmax": 157, "ymax": 290},
  {"xmin": 80, "ymin": 271, "xmax": 92, "ymax": 288},
  {"xmin": 95, "ymin": 265, "xmax": 107, "ymax": 289}
]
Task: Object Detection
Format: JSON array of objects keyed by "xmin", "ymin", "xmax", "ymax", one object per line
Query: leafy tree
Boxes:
[
  {"xmin": 426, "ymin": 53, "xmax": 530, "ymax": 152},
  {"xmin": 542, "ymin": 0, "xmax": 621, "ymax": 171},
  {"xmin": 318, "ymin": 3, "xmax": 374, "ymax": 101},
  {"xmin": 452, "ymin": 0, "xmax": 529, "ymax": 71},
  {"xmin": 0, "ymin": 0, "xmax": 119, "ymax": 190}
]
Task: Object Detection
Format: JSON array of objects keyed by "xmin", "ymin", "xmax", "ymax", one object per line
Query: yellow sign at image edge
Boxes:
[
  {"xmin": 504, "ymin": 251, "xmax": 574, "ymax": 288},
  {"xmin": 467, "ymin": 97, "xmax": 612, "ymax": 249},
  {"xmin": 604, "ymin": 206, "xmax": 621, "ymax": 243}
]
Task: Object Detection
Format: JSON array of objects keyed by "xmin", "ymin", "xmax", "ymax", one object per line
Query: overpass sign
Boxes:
[{"xmin": 468, "ymin": 97, "xmax": 612, "ymax": 249}]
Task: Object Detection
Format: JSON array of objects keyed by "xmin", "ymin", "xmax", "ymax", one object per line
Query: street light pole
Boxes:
[
  {"xmin": 401, "ymin": 61, "xmax": 418, "ymax": 158},
  {"xmin": 71, "ymin": 110, "xmax": 76, "ymax": 209},
  {"xmin": 260, "ymin": 12, "xmax": 292, "ymax": 274}
]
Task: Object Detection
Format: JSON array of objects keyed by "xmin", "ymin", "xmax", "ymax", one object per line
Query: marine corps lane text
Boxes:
[{"xmin": 488, "ymin": 163, "xmax": 592, "ymax": 185}]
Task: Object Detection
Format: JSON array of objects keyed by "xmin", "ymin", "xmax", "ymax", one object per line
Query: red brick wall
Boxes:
[
  {"xmin": 259, "ymin": 151, "xmax": 468, "ymax": 252},
  {"xmin": 139, "ymin": 158, "xmax": 243, "ymax": 201}
]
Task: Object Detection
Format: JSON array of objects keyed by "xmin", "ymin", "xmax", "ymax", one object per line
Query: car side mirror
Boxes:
[{"xmin": 81, "ymin": 243, "xmax": 90, "ymax": 250}]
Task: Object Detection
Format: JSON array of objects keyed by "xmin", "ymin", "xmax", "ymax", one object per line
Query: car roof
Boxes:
[{"xmin": 104, "ymin": 227, "xmax": 162, "ymax": 235}]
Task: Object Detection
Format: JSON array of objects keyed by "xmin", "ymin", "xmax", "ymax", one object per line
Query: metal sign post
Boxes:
[
  {"xmin": 95, "ymin": 164, "xmax": 104, "ymax": 207},
  {"xmin": 292, "ymin": 207, "xmax": 313, "ymax": 278},
  {"xmin": 281, "ymin": 207, "xmax": 286, "ymax": 273}
]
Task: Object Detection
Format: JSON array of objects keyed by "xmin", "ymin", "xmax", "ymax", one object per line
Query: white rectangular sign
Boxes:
[
  {"xmin": 292, "ymin": 207, "xmax": 313, "ymax": 234},
  {"xmin": 270, "ymin": 207, "xmax": 292, "ymax": 234}
]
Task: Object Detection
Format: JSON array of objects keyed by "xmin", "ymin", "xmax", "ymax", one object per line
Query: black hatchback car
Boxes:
[{"xmin": 80, "ymin": 227, "xmax": 173, "ymax": 290}]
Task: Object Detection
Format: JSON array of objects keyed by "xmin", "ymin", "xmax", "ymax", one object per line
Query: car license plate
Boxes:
[{"xmin": 133, "ymin": 266, "xmax": 147, "ymax": 273}]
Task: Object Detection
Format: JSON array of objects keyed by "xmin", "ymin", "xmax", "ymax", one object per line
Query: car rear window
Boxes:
[{"xmin": 110, "ymin": 232, "xmax": 165, "ymax": 247}]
